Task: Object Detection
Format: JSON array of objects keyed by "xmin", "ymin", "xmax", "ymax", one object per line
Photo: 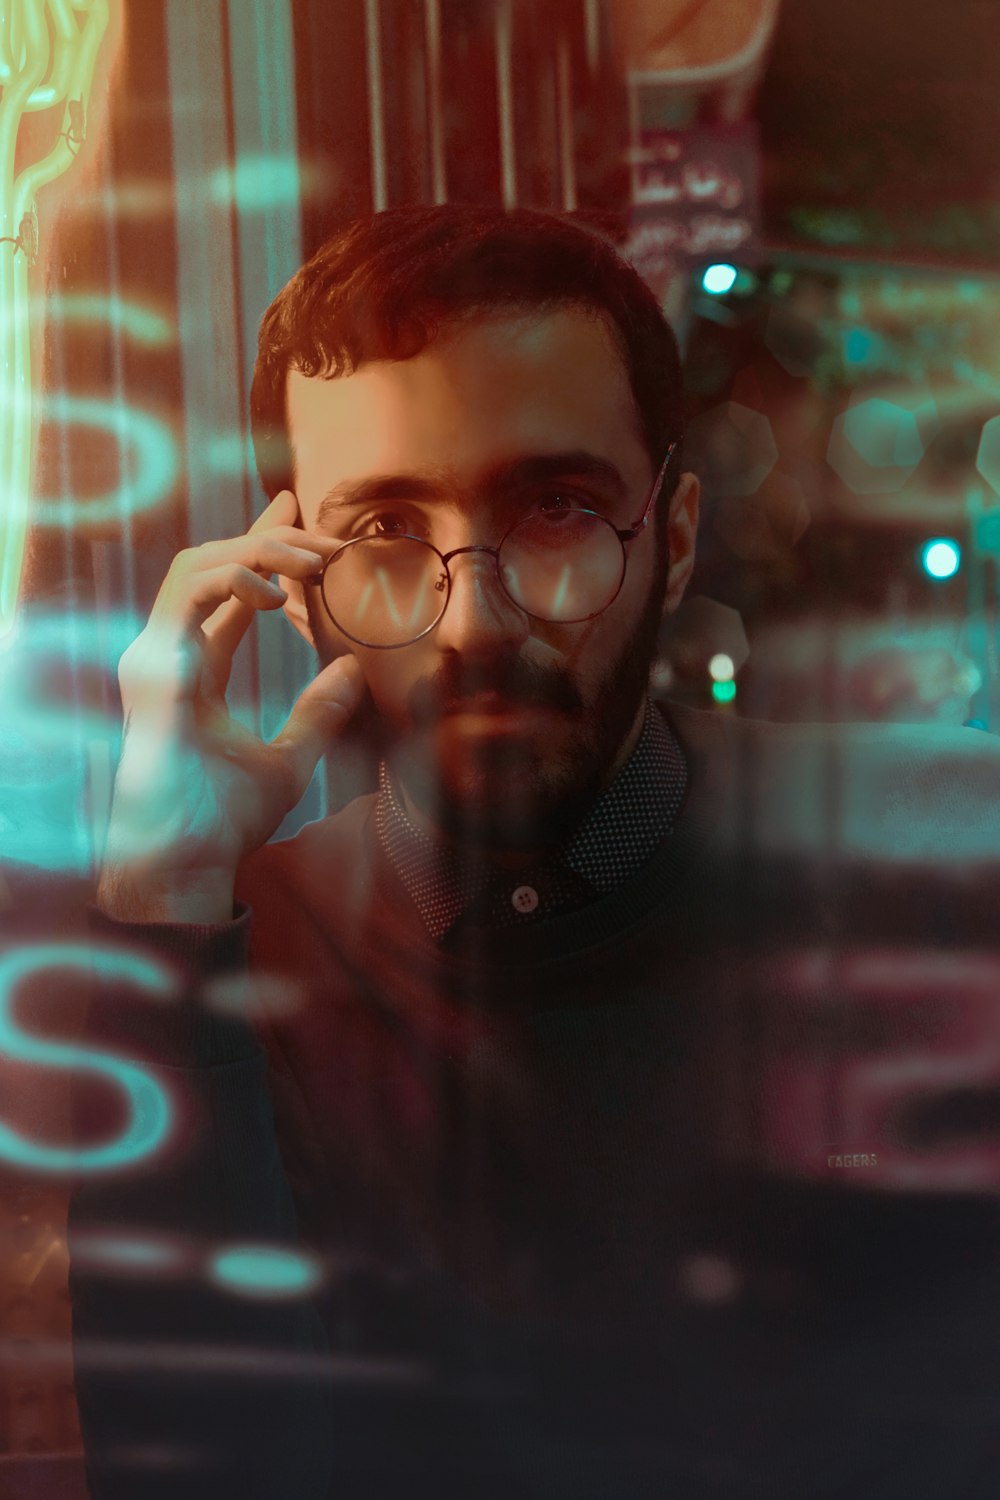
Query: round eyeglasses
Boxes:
[{"xmin": 308, "ymin": 443, "xmax": 676, "ymax": 650}]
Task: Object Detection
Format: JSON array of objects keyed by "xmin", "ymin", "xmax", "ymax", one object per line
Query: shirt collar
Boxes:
[{"xmin": 375, "ymin": 700, "xmax": 687, "ymax": 942}]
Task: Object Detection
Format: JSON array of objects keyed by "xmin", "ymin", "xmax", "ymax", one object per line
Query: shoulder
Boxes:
[{"xmin": 665, "ymin": 701, "xmax": 1000, "ymax": 864}]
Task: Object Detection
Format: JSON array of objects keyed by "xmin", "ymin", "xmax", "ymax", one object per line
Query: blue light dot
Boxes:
[
  {"xmin": 702, "ymin": 263, "xmax": 738, "ymax": 295},
  {"xmin": 210, "ymin": 1244, "xmax": 322, "ymax": 1299},
  {"xmin": 921, "ymin": 539, "xmax": 961, "ymax": 580}
]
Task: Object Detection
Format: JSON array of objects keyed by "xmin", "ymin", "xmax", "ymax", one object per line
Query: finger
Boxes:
[
  {"xmin": 248, "ymin": 488, "xmax": 299, "ymax": 534},
  {"xmin": 121, "ymin": 564, "xmax": 290, "ymax": 720},
  {"xmin": 193, "ymin": 535, "xmax": 328, "ymax": 578},
  {"xmin": 181, "ymin": 563, "xmax": 291, "ymax": 631},
  {"xmin": 198, "ymin": 538, "xmax": 327, "ymax": 687},
  {"xmin": 271, "ymin": 655, "xmax": 366, "ymax": 799},
  {"xmin": 153, "ymin": 539, "xmax": 317, "ymax": 657},
  {"xmin": 136, "ymin": 568, "xmax": 288, "ymax": 703}
]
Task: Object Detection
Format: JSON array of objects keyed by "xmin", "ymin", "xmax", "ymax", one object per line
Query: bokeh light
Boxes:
[
  {"xmin": 71, "ymin": 1232, "xmax": 186, "ymax": 1275},
  {"xmin": 209, "ymin": 1243, "xmax": 323, "ymax": 1299},
  {"xmin": 844, "ymin": 398, "xmax": 924, "ymax": 468},
  {"xmin": 708, "ymin": 653, "xmax": 735, "ymax": 682},
  {"xmin": 684, "ymin": 402, "xmax": 778, "ymax": 497},
  {"xmin": 920, "ymin": 538, "xmax": 961, "ymax": 580},
  {"xmin": 701, "ymin": 263, "xmax": 738, "ymax": 295},
  {"xmin": 827, "ymin": 393, "xmax": 937, "ymax": 495},
  {"xmin": 976, "ymin": 415, "xmax": 1000, "ymax": 494}
]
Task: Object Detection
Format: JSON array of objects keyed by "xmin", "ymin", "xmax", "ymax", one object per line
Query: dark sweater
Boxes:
[{"xmin": 70, "ymin": 704, "xmax": 1000, "ymax": 1499}]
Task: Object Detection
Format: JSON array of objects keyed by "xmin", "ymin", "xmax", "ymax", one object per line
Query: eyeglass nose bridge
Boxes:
[
  {"xmin": 435, "ymin": 542, "xmax": 517, "ymax": 608},
  {"xmin": 439, "ymin": 543, "xmax": 501, "ymax": 568}
]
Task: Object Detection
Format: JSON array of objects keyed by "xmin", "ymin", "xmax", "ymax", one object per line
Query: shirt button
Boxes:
[{"xmin": 511, "ymin": 884, "xmax": 539, "ymax": 914}]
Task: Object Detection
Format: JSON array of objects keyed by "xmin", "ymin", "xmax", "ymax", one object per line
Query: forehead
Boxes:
[{"xmin": 285, "ymin": 308, "xmax": 647, "ymax": 495}]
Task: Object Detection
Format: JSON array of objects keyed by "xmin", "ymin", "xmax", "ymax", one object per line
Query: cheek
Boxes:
[
  {"xmin": 352, "ymin": 645, "xmax": 433, "ymax": 722},
  {"xmin": 558, "ymin": 588, "xmax": 654, "ymax": 688}
]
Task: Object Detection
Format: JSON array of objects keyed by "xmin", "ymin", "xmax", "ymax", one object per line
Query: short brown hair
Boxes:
[{"xmin": 250, "ymin": 203, "xmax": 684, "ymax": 503}]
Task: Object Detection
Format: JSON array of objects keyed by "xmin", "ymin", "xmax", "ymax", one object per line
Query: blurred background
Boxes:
[{"xmin": 1, "ymin": 0, "xmax": 999, "ymax": 1488}]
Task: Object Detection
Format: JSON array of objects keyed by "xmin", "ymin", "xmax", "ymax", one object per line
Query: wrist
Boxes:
[{"xmin": 95, "ymin": 864, "xmax": 238, "ymax": 925}]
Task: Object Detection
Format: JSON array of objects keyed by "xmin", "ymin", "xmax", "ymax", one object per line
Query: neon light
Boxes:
[
  {"xmin": 0, "ymin": 942, "xmax": 173, "ymax": 1173},
  {"xmin": 1, "ymin": 606, "xmax": 140, "ymax": 741},
  {"xmin": 921, "ymin": 538, "xmax": 961, "ymax": 580},
  {"xmin": 209, "ymin": 1243, "xmax": 323, "ymax": 1299},
  {"xmin": 0, "ymin": 607, "xmax": 138, "ymax": 873},
  {"xmin": 209, "ymin": 154, "xmax": 303, "ymax": 211},
  {"xmin": 702, "ymin": 263, "xmax": 738, "ymax": 295},
  {"xmin": 1, "ymin": 0, "xmax": 115, "ymax": 639},
  {"xmin": 39, "ymin": 293, "xmax": 175, "ymax": 346},
  {"xmin": 31, "ymin": 392, "xmax": 179, "ymax": 527}
]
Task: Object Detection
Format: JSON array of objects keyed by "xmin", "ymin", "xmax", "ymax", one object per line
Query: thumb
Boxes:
[{"xmin": 273, "ymin": 655, "xmax": 367, "ymax": 794}]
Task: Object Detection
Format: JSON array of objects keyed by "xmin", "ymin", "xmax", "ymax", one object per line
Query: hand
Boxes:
[{"xmin": 99, "ymin": 492, "xmax": 363, "ymax": 922}]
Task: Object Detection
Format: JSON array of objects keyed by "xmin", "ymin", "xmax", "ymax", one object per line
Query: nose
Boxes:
[{"xmin": 432, "ymin": 547, "xmax": 530, "ymax": 657}]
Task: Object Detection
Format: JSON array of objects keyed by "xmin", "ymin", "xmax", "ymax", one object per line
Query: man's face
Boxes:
[{"xmin": 283, "ymin": 308, "xmax": 698, "ymax": 855}]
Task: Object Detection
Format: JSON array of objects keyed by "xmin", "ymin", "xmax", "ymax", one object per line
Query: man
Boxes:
[{"xmin": 71, "ymin": 205, "xmax": 1000, "ymax": 1499}]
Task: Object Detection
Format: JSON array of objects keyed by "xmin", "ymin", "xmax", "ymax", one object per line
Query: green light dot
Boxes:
[{"xmin": 712, "ymin": 680, "xmax": 737, "ymax": 703}]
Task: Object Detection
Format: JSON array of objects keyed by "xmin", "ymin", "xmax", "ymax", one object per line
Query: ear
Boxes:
[{"xmin": 662, "ymin": 472, "xmax": 700, "ymax": 617}]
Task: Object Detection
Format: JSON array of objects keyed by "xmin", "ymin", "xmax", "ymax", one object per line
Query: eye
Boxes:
[
  {"xmin": 357, "ymin": 509, "xmax": 427, "ymax": 540},
  {"xmin": 535, "ymin": 489, "xmax": 593, "ymax": 519}
]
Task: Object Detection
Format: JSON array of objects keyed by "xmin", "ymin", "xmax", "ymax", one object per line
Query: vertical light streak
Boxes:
[
  {"xmin": 0, "ymin": 0, "xmax": 113, "ymax": 641},
  {"xmin": 583, "ymin": 0, "xmax": 600, "ymax": 74},
  {"xmin": 364, "ymin": 0, "xmax": 388, "ymax": 211},
  {"xmin": 375, "ymin": 566, "xmax": 402, "ymax": 628},
  {"xmin": 405, "ymin": 561, "xmax": 431, "ymax": 629},
  {"xmin": 423, "ymin": 0, "xmax": 446, "ymax": 204},
  {"xmin": 549, "ymin": 562, "xmax": 572, "ymax": 618},
  {"xmin": 495, "ymin": 0, "xmax": 517, "ymax": 209},
  {"xmin": 556, "ymin": 35, "xmax": 577, "ymax": 212},
  {"xmin": 353, "ymin": 578, "xmax": 374, "ymax": 627}
]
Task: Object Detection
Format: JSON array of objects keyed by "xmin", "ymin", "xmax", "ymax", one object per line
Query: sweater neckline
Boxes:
[{"xmin": 360, "ymin": 700, "xmax": 735, "ymax": 970}]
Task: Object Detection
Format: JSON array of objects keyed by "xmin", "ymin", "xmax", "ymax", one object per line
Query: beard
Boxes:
[{"xmin": 306, "ymin": 566, "xmax": 666, "ymax": 858}]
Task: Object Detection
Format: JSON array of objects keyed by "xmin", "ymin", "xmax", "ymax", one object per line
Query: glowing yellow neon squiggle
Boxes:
[{"xmin": 0, "ymin": 0, "xmax": 112, "ymax": 640}]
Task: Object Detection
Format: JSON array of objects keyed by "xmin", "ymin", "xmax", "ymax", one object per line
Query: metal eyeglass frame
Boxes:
[{"xmin": 308, "ymin": 440, "xmax": 678, "ymax": 649}]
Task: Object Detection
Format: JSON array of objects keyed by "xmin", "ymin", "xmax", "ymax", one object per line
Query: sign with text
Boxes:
[{"xmin": 626, "ymin": 125, "xmax": 759, "ymax": 286}]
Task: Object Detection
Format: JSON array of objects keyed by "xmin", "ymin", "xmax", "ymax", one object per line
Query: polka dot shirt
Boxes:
[{"xmin": 375, "ymin": 701, "xmax": 687, "ymax": 942}]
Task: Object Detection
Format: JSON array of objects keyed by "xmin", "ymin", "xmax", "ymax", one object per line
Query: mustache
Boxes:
[{"xmin": 407, "ymin": 655, "xmax": 584, "ymax": 725}]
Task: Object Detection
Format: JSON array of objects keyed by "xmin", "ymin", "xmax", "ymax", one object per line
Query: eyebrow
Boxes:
[{"xmin": 315, "ymin": 451, "xmax": 628, "ymax": 530}]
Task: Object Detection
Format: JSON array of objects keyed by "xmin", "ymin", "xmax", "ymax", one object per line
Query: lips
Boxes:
[
  {"xmin": 438, "ymin": 695, "xmax": 560, "ymax": 735},
  {"xmin": 408, "ymin": 662, "xmax": 583, "ymax": 728},
  {"xmin": 443, "ymin": 692, "xmax": 532, "ymax": 716}
]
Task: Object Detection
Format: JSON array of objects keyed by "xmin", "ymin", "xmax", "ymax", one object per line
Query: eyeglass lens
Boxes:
[{"xmin": 322, "ymin": 511, "xmax": 626, "ymax": 647}]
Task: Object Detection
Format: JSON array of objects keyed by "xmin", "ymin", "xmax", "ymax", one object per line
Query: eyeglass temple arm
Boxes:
[{"xmin": 617, "ymin": 441, "xmax": 678, "ymax": 542}]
